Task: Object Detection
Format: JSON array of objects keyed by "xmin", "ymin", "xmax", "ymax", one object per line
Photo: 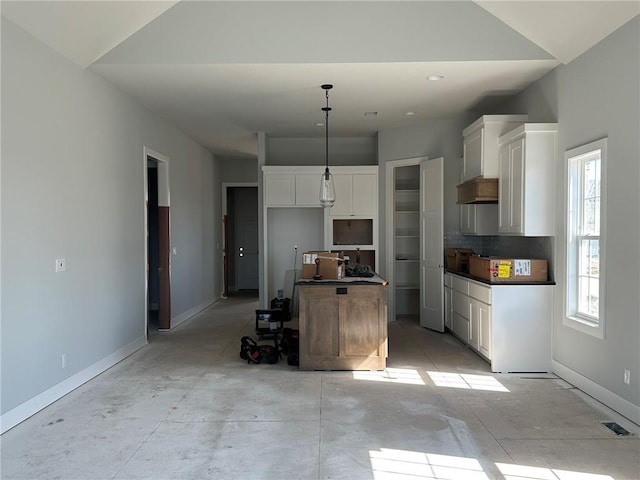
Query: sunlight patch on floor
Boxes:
[
  {"xmin": 496, "ymin": 462, "xmax": 615, "ymax": 480},
  {"xmin": 353, "ymin": 368, "xmax": 426, "ymax": 385},
  {"xmin": 369, "ymin": 449, "xmax": 617, "ymax": 480},
  {"xmin": 427, "ymin": 371, "xmax": 509, "ymax": 392},
  {"xmin": 369, "ymin": 448, "xmax": 488, "ymax": 479}
]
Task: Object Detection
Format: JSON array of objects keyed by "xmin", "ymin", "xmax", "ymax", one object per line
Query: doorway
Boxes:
[
  {"xmin": 385, "ymin": 157, "xmax": 444, "ymax": 331},
  {"xmin": 145, "ymin": 147, "xmax": 171, "ymax": 334},
  {"xmin": 223, "ymin": 184, "xmax": 259, "ymax": 296}
]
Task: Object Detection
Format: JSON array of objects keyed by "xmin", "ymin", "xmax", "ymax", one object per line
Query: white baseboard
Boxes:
[
  {"xmin": 553, "ymin": 360, "xmax": 640, "ymax": 425},
  {"xmin": 170, "ymin": 296, "xmax": 219, "ymax": 329},
  {"xmin": 0, "ymin": 335, "xmax": 147, "ymax": 434}
]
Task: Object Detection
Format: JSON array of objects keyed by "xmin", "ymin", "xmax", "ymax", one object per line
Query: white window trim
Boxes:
[{"xmin": 563, "ymin": 138, "xmax": 607, "ymax": 339}]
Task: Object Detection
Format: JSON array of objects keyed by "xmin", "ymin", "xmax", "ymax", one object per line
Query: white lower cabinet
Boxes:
[
  {"xmin": 452, "ymin": 312, "xmax": 469, "ymax": 343},
  {"xmin": 448, "ymin": 273, "xmax": 553, "ymax": 372},
  {"xmin": 477, "ymin": 300, "xmax": 492, "ymax": 359},
  {"xmin": 443, "ymin": 274, "xmax": 452, "ymax": 329}
]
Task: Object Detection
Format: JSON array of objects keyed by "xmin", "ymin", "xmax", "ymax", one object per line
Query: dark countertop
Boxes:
[
  {"xmin": 297, "ymin": 273, "xmax": 388, "ymax": 286},
  {"xmin": 446, "ymin": 270, "xmax": 556, "ymax": 286}
]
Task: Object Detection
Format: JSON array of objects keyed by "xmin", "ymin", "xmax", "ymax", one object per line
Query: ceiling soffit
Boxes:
[{"xmin": 95, "ymin": 1, "xmax": 553, "ymax": 65}]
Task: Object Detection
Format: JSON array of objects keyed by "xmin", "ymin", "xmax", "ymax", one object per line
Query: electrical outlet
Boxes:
[
  {"xmin": 61, "ymin": 353, "xmax": 67, "ymax": 369},
  {"xmin": 624, "ymin": 369, "xmax": 631, "ymax": 385},
  {"xmin": 55, "ymin": 258, "xmax": 66, "ymax": 272}
]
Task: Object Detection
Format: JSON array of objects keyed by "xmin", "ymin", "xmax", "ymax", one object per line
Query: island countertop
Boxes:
[{"xmin": 296, "ymin": 273, "xmax": 388, "ymax": 286}]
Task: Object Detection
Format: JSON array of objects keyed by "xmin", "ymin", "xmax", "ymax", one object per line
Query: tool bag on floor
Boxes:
[
  {"xmin": 280, "ymin": 328, "xmax": 299, "ymax": 355},
  {"xmin": 239, "ymin": 336, "xmax": 279, "ymax": 365},
  {"xmin": 280, "ymin": 328, "xmax": 299, "ymax": 366}
]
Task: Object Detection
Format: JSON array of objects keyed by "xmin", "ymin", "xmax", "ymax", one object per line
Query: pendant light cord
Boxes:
[{"xmin": 322, "ymin": 84, "xmax": 332, "ymax": 180}]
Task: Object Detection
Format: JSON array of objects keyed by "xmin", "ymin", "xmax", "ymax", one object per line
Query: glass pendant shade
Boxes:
[
  {"xmin": 319, "ymin": 83, "xmax": 335, "ymax": 208},
  {"xmin": 320, "ymin": 168, "xmax": 336, "ymax": 208}
]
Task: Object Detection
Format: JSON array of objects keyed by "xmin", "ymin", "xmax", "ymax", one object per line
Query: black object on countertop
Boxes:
[{"xmin": 346, "ymin": 263, "xmax": 374, "ymax": 277}]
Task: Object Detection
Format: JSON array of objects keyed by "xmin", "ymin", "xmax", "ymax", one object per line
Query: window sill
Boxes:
[{"xmin": 564, "ymin": 314, "xmax": 604, "ymax": 339}]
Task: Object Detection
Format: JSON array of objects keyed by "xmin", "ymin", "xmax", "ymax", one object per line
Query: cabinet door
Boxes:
[
  {"xmin": 498, "ymin": 144, "xmax": 511, "ymax": 232},
  {"xmin": 478, "ymin": 302, "xmax": 492, "ymax": 359},
  {"xmin": 452, "ymin": 312, "xmax": 469, "ymax": 343},
  {"xmin": 509, "ymin": 139, "xmax": 525, "ymax": 234},
  {"xmin": 299, "ymin": 288, "xmax": 340, "ymax": 359},
  {"xmin": 330, "ymin": 174, "xmax": 352, "ymax": 216},
  {"xmin": 460, "ymin": 204, "xmax": 473, "ymax": 233},
  {"xmin": 264, "ymin": 174, "xmax": 295, "ymax": 206},
  {"xmin": 295, "ymin": 174, "xmax": 321, "ymax": 206},
  {"xmin": 463, "ymin": 127, "xmax": 483, "ymax": 181},
  {"xmin": 469, "ymin": 299, "xmax": 480, "ymax": 350},
  {"xmin": 352, "ymin": 174, "xmax": 377, "ymax": 216},
  {"xmin": 444, "ymin": 286, "xmax": 452, "ymax": 329},
  {"xmin": 499, "ymin": 139, "xmax": 525, "ymax": 234},
  {"xmin": 342, "ymin": 291, "xmax": 384, "ymax": 357}
]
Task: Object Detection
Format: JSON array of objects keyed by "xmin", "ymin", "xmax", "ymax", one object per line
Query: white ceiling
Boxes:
[{"xmin": 2, "ymin": 1, "xmax": 639, "ymax": 160}]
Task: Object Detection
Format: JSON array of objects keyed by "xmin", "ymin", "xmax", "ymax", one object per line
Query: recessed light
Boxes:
[
  {"xmin": 315, "ymin": 122, "xmax": 324, "ymax": 127},
  {"xmin": 427, "ymin": 74, "xmax": 444, "ymax": 81},
  {"xmin": 364, "ymin": 111, "xmax": 378, "ymax": 118},
  {"xmin": 405, "ymin": 111, "xmax": 416, "ymax": 116}
]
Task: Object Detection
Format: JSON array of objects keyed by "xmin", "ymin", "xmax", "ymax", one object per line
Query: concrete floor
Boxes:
[{"xmin": 1, "ymin": 294, "xmax": 639, "ymax": 480}]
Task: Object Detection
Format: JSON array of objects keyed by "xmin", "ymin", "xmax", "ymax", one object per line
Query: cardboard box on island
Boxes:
[
  {"xmin": 301, "ymin": 251, "xmax": 345, "ymax": 280},
  {"xmin": 469, "ymin": 256, "xmax": 548, "ymax": 283}
]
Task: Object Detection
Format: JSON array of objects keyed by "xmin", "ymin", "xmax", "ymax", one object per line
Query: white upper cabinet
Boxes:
[
  {"xmin": 330, "ymin": 173, "xmax": 377, "ymax": 217},
  {"xmin": 498, "ymin": 124, "xmax": 558, "ymax": 236},
  {"xmin": 264, "ymin": 173, "xmax": 296, "ymax": 206},
  {"xmin": 462, "ymin": 115, "xmax": 528, "ymax": 181},
  {"xmin": 263, "ymin": 167, "xmax": 324, "ymax": 207},
  {"xmin": 295, "ymin": 174, "xmax": 322, "ymax": 206},
  {"xmin": 460, "ymin": 204, "xmax": 499, "ymax": 235}
]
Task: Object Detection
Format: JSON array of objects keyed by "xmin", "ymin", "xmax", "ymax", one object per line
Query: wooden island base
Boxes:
[{"xmin": 297, "ymin": 280, "xmax": 388, "ymax": 371}]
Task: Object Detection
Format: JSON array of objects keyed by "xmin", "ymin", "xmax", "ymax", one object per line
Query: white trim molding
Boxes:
[
  {"xmin": 0, "ymin": 336, "xmax": 147, "ymax": 434},
  {"xmin": 553, "ymin": 360, "xmax": 640, "ymax": 426},
  {"xmin": 168, "ymin": 297, "xmax": 220, "ymax": 330}
]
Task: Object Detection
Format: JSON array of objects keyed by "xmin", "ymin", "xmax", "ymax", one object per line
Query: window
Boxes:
[{"xmin": 565, "ymin": 138, "xmax": 607, "ymax": 338}]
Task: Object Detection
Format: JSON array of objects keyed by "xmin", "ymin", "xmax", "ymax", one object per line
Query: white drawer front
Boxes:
[
  {"xmin": 469, "ymin": 282, "xmax": 491, "ymax": 304},
  {"xmin": 452, "ymin": 312, "xmax": 470, "ymax": 343},
  {"xmin": 452, "ymin": 290, "xmax": 470, "ymax": 318},
  {"xmin": 452, "ymin": 276, "xmax": 469, "ymax": 295}
]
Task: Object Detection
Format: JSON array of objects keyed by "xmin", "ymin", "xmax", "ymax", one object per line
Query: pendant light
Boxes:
[{"xmin": 319, "ymin": 84, "xmax": 336, "ymax": 208}]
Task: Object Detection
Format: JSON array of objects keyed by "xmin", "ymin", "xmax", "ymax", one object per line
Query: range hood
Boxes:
[{"xmin": 456, "ymin": 177, "xmax": 498, "ymax": 204}]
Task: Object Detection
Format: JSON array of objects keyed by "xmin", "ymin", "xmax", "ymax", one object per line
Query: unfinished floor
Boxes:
[{"xmin": 1, "ymin": 294, "xmax": 639, "ymax": 480}]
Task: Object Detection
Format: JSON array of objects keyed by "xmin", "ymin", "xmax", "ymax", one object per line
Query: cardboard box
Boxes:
[
  {"xmin": 444, "ymin": 248, "xmax": 475, "ymax": 272},
  {"xmin": 301, "ymin": 251, "xmax": 344, "ymax": 280},
  {"xmin": 469, "ymin": 256, "xmax": 548, "ymax": 283}
]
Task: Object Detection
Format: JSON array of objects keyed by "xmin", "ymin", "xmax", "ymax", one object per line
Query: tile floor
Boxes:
[{"xmin": 1, "ymin": 294, "xmax": 639, "ymax": 480}]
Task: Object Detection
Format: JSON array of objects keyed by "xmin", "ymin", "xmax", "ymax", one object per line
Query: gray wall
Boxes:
[
  {"xmin": 1, "ymin": 18, "xmax": 221, "ymax": 425},
  {"xmin": 377, "ymin": 117, "xmax": 471, "ymax": 279},
  {"xmin": 267, "ymin": 137, "xmax": 377, "ymax": 166},
  {"xmin": 220, "ymin": 157, "xmax": 258, "ymax": 184},
  {"xmin": 555, "ymin": 18, "xmax": 639, "ymax": 408},
  {"xmin": 497, "ymin": 18, "xmax": 640, "ymax": 412}
]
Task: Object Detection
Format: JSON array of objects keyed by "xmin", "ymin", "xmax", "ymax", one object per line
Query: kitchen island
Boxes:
[{"xmin": 297, "ymin": 275, "xmax": 388, "ymax": 371}]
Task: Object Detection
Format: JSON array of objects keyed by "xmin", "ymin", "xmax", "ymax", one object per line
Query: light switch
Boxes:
[
  {"xmin": 172, "ymin": 247, "xmax": 177, "ymax": 256},
  {"xmin": 55, "ymin": 258, "xmax": 66, "ymax": 272}
]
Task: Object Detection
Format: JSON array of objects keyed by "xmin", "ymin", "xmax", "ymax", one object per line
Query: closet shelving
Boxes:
[{"xmin": 394, "ymin": 166, "xmax": 420, "ymax": 316}]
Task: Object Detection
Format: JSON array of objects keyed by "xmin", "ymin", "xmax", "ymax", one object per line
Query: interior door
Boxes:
[
  {"xmin": 234, "ymin": 187, "xmax": 259, "ymax": 290},
  {"xmin": 237, "ymin": 220, "xmax": 259, "ymax": 289},
  {"xmin": 420, "ymin": 157, "xmax": 444, "ymax": 331}
]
